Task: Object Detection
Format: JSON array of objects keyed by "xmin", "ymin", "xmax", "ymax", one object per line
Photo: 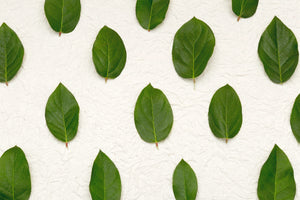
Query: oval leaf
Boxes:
[
  {"xmin": 92, "ymin": 26, "xmax": 127, "ymax": 82},
  {"xmin": 44, "ymin": 0, "xmax": 81, "ymax": 35},
  {"xmin": 0, "ymin": 146, "xmax": 31, "ymax": 200},
  {"xmin": 290, "ymin": 94, "xmax": 300, "ymax": 143},
  {"xmin": 0, "ymin": 23, "xmax": 24, "ymax": 86},
  {"xmin": 173, "ymin": 159, "xmax": 198, "ymax": 200},
  {"xmin": 208, "ymin": 84, "xmax": 242, "ymax": 142},
  {"xmin": 257, "ymin": 145, "xmax": 296, "ymax": 200},
  {"xmin": 134, "ymin": 84, "xmax": 173, "ymax": 148},
  {"xmin": 258, "ymin": 16, "xmax": 299, "ymax": 84},
  {"xmin": 89, "ymin": 150, "xmax": 121, "ymax": 200},
  {"xmin": 232, "ymin": 0, "xmax": 259, "ymax": 21},
  {"xmin": 172, "ymin": 17, "xmax": 215, "ymax": 84},
  {"xmin": 45, "ymin": 83, "xmax": 80, "ymax": 147},
  {"xmin": 136, "ymin": 0, "xmax": 170, "ymax": 31}
]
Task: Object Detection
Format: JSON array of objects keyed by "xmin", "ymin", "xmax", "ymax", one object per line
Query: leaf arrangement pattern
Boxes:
[
  {"xmin": 89, "ymin": 151, "xmax": 121, "ymax": 200},
  {"xmin": 136, "ymin": 0, "xmax": 170, "ymax": 31},
  {"xmin": 232, "ymin": 0, "xmax": 259, "ymax": 21},
  {"xmin": 44, "ymin": 0, "xmax": 81, "ymax": 36},
  {"xmin": 208, "ymin": 84, "xmax": 243, "ymax": 143},
  {"xmin": 92, "ymin": 26, "xmax": 127, "ymax": 82},
  {"xmin": 45, "ymin": 83, "xmax": 80, "ymax": 147},
  {"xmin": 172, "ymin": 17, "xmax": 215, "ymax": 84},
  {"xmin": 0, "ymin": 146, "xmax": 31, "ymax": 200},
  {"xmin": 0, "ymin": 23, "xmax": 24, "ymax": 86},
  {"xmin": 173, "ymin": 160, "xmax": 198, "ymax": 200},
  {"xmin": 258, "ymin": 16, "xmax": 299, "ymax": 84},
  {"xmin": 1, "ymin": 0, "xmax": 300, "ymax": 199},
  {"xmin": 134, "ymin": 84, "xmax": 173, "ymax": 148},
  {"xmin": 257, "ymin": 145, "xmax": 296, "ymax": 200}
]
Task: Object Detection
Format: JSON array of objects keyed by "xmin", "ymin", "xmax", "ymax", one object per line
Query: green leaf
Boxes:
[
  {"xmin": 173, "ymin": 159, "xmax": 198, "ymax": 200},
  {"xmin": 45, "ymin": 83, "xmax": 80, "ymax": 147},
  {"xmin": 290, "ymin": 94, "xmax": 300, "ymax": 143},
  {"xmin": 232, "ymin": 0, "xmax": 259, "ymax": 21},
  {"xmin": 136, "ymin": 0, "xmax": 170, "ymax": 31},
  {"xmin": 258, "ymin": 16, "xmax": 299, "ymax": 84},
  {"xmin": 44, "ymin": 0, "xmax": 81, "ymax": 36},
  {"xmin": 257, "ymin": 145, "xmax": 296, "ymax": 200},
  {"xmin": 172, "ymin": 17, "xmax": 215, "ymax": 84},
  {"xmin": 89, "ymin": 150, "xmax": 121, "ymax": 200},
  {"xmin": 0, "ymin": 146, "xmax": 31, "ymax": 200},
  {"xmin": 0, "ymin": 23, "xmax": 24, "ymax": 86},
  {"xmin": 134, "ymin": 84, "xmax": 173, "ymax": 148},
  {"xmin": 92, "ymin": 26, "xmax": 127, "ymax": 82},
  {"xmin": 208, "ymin": 84, "xmax": 242, "ymax": 142}
]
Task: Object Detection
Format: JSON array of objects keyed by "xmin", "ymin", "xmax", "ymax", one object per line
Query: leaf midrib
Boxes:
[
  {"xmin": 150, "ymin": 95, "xmax": 158, "ymax": 144},
  {"xmin": 4, "ymin": 45, "xmax": 7, "ymax": 83},
  {"xmin": 12, "ymin": 152, "xmax": 15, "ymax": 200},
  {"xmin": 59, "ymin": 89, "xmax": 68, "ymax": 144},
  {"xmin": 147, "ymin": 0, "xmax": 154, "ymax": 31},
  {"xmin": 60, "ymin": 0, "xmax": 65, "ymax": 33},
  {"xmin": 274, "ymin": 149, "xmax": 278, "ymax": 200},
  {"xmin": 274, "ymin": 21, "xmax": 283, "ymax": 83},
  {"xmin": 225, "ymin": 93, "xmax": 229, "ymax": 140}
]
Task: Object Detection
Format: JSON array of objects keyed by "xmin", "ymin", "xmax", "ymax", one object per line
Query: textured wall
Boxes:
[{"xmin": 0, "ymin": 0, "xmax": 300, "ymax": 199}]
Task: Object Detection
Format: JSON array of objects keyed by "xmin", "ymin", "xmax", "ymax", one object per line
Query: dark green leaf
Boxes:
[
  {"xmin": 173, "ymin": 159, "xmax": 198, "ymax": 200},
  {"xmin": 0, "ymin": 146, "xmax": 31, "ymax": 200},
  {"xmin": 257, "ymin": 145, "xmax": 296, "ymax": 200},
  {"xmin": 44, "ymin": 0, "xmax": 81, "ymax": 35},
  {"xmin": 45, "ymin": 83, "xmax": 79, "ymax": 147},
  {"xmin": 92, "ymin": 26, "xmax": 127, "ymax": 82},
  {"xmin": 258, "ymin": 16, "xmax": 299, "ymax": 84},
  {"xmin": 134, "ymin": 84, "xmax": 173, "ymax": 148},
  {"xmin": 232, "ymin": 0, "xmax": 259, "ymax": 21},
  {"xmin": 0, "ymin": 23, "xmax": 24, "ymax": 86},
  {"xmin": 208, "ymin": 84, "xmax": 242, "ymax": 142},
  {"xmin": 290, "ymin": 94, "xmax": 300, "ymax": 143},
  {"xmin": 89, "ymin": 150, "xmax": 121, "ymax": 200},
  {"xmin": 172, "ymin": 17, "xmax": 215, "ymax": 84},
  {"xmin": 136, "ymin": 0, "xmax": 170, "ymax": 31}
]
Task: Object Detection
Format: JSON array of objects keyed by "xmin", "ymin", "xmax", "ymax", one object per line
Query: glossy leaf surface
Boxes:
[
  {"xmin": 136, "ymin": 0, "xmax": 170, "ymax": 31},
  {"xmin": 257, "ymin": 145, "xmax": 296, "ymax": 200},
  {"xmin": 290, "ymin": 94, "xmax": 300, "ymax": 143},
  {"xmin": 172, "ymin": 17, "xmax": 215, "ymax": 82},
  {"xmin": 173, "ymin": 159, "xmax": 198, "ymax": 200},
  {"xmin": 89, "ymin": 151, "xmax": 121, "ymax": 200},
  {"xmin": 232, "ymin": 0, "xmax": 259, "ymax": 21},
  {"xmin": 0, "ymin": 146, "xmax": 31, "ymax": 200},
  {"xmin": 134, "ymin": 84, "xmax": 173, "ymax": 147},
  {"xmin": 92, "ymin": 26, "xmax": 127, "ymax": 82},
  {"xmin": 0, "ymin": 23, "xmax": 24, "ymax": 85},
  {"xmin": 45, "ymin": 83, "xmax": 79, "ymax": 147},
  {"xmin": 258, "ymin": 16, "xmax": 299, "ymax": 84},
  {"xmin": 208, "ymin": 84, "xmax": 242, "ymax": 142},
  {"xmin": 44, "ymin": 0, "xmax": 81, "ymax": 35}
]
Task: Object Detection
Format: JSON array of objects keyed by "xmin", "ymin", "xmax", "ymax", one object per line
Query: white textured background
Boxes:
[{"xmin": 0, "ymin": 0, "xmax": 300, "ymax": 199}]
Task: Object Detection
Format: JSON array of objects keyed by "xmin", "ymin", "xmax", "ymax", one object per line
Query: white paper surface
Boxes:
[{"xmin": 0, "ymin": 0, "xmax": 300, "ymax": 199}]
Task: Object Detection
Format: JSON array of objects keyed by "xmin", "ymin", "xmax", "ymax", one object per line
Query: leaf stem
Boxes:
[
  {"xmin": 225, "ymin": 138, "xmax": 228, "ymax": 143},
  {"xmin": 66, "ymin": 142, "xmax": 68, "ymax": 148},
  {"xmin": 5, "ymin": 81, "xmax": 8, "ymax": 86},
  {"xmin": 237, "ymin": 16, "xmax": 241, "ymax": 22},
  {"xmin": 155, "ymin": 142, "xmax": 159, "ymax": 149},
  {"xmin": 59, "ymin": 32, "xmax": 62, "ymax": 36},
  {"xmin": 105, "ymin": 77, "xmax": 108, "ymax": 83}
]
